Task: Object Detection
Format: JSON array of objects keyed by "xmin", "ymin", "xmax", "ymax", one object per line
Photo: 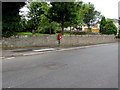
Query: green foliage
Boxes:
[
  {"xmin": 26, "ymin": 2, "xmax": 60, "ymax": 34},
  {"xmin": 83, "ymin": 2, "xmax": 101, "ymax": 28},
  {"xmin": 63, "ymin": 30, "xmax": 98, "ymax": 35},
  {"xmin": 48, "ymin": 2, "xmax": 77, "ymax": 35},
  {"xmin": 64, "ymin": 2, "xmax": 85, "ymax": 29},
  {"xmin": 17, "ymin": 32, "xmax": 57, "ymax": 35},
  {"xmin": 37, "ymin": 14, "xmax": 60, "ymax": 34},
  {"xmin": 75, "ymin": 2, "xmax": 86, "ymax": 27},
  {"xmin": 116, "ymin": 33, "xmax": 120, "ymax": 38},
  {"xmin": 100, "ymin": 17, "xmax": 117, "ymax": 35},
  {"xmin": 3, "ymin": 30, "xmax": 17, "ymax": 38},
  {"xmin": 100, "ymin": 16, "xmax": 107, "ymax": 34},
  {"xmin": 2, "ymin": 2, "xmax": 102, "ymax": 37},
  {"xmin": 0, "ymin": 22, "xmax": 2, "ymax": 37},
  {"xmin": 103, "ymin": 20, "xmax": 117, "ymax": 35},
  {"xmin": 68, "ymin": 31, "xmax": 88, "ymax": 35},
  {"xmin": 19, "ymin": 19, "xmax": 28, "ymax": 32},
  {"xmin": 2, "ymin": 2, "xmax": 25, "ymax": 37},
  {"xmin": 27, "ymin": 2, "xmax": 46, "ymax": 32}
]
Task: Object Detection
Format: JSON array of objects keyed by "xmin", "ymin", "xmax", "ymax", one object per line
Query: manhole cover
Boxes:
[{"xmin": 42, "ymin": 62, "xmax": 67, "ymax": 70}]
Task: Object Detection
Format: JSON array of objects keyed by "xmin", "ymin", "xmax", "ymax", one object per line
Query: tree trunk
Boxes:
[
  {"xmin": 87, "ymin": 24, "xmax": 91, "ymax": 31},
  {"xmin": 61, "ymin": 27, "xmax": 64, "ymax": 35},
  {"xmin": 32, "ymin": 30, "xmax": 35, "ymax": 34},
  {"xmin": 61, "ymin": 22, "xmax": 64, "ymax": 35},
  {"xmin": 70, "ymin": 26, "xmax": 72, "ymax": 36},
  {"xmin": 50, "ymin": 28, "xmax": 51, "ymax": 35}
]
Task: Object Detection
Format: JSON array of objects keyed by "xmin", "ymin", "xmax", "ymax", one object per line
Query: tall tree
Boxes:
[
  {"xmin": 75, "ymin": 1, "xmax": 85, "ymax": 27},
  {"xmin": 37, "ymin": 2, "xmax": 60, "ymax": 34},
  {"xmin": 2, "ymin": 2, "xmax": 25, "ymax": 37},
  {"xmin": 27, "ymin": 2, "xmax": 46, "ymax": 33},
  {"xmin": 48, "ymin": 2, "xmax": 77, "ymax": 35},
  {"xmin": 100, "ymin": 16, "xmax": 107, "ymax": 34},
  {"xmin": 63, "ymin": 1, "xmax": 85, "ymax": 34},
  {"xmin": 83, "ymin": 2, "xmax": 100, "ymax": 30}
]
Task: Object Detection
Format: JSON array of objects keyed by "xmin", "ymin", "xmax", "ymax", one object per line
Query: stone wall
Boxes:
[
  {"xmin": 2, "ymin": 35, "xmax": 116, "ymax": 49},
  {"xmin": 60, "ymin": 35, "xmax": 116, "ymax": 46}
]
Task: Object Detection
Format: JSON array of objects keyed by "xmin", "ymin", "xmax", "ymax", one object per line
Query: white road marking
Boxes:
[
  {"xmin": 6, "ymin": 57, "xmax": 15, "ymax": 59},
  {"xmin": 33, "ymin": 48, "xmax": 55, "ymax": 52},
  {"xmin": 0, "ymin": 57, "xmax": 5, "ymax": 59},
  {"xmin": 23, "ymin": 52, "xmax": 40, "ymax": 56}
]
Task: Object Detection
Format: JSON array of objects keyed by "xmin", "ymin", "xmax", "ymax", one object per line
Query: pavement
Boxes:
[{"xmin": 2, "ymin": 42, "xmax": 117, "ymax": 58}]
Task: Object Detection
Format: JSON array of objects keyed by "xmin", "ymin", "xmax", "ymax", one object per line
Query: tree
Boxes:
[
  {"xmin": 100, "ymin": 16, "xmax": 107, "ymax": 34},
  {"xmin": 37, "ymin": 14, "xmax": 60, "ymax": 34},
  {"xmin": 75, "ymin": 1, "xmax": 85, "ymax": 27},
  {"xmin": 48, "ymin": 2, "xmax": 77, "ymax": 35},
  {"xmin": 103, "ymin": 20, "xmax": 117, "ymax": 35},
  {"xmin": 118, "ymin": 17, "xmax": 120, "ymax": 34},
  {"xmin": 37, "ymin": 2, "xmax": 60, "ymax": 34},
  {"xmin": 2, "ymin": 2, "xmax": 25, "ymax": 37},
  {"xmin": 27, "ymin": 2, "xmax": 46, "ymax": 33},
  {"xmin": 83, "ymin": 2, "xmax": 101, "ymax": 30},
  {"xmin": 19, "ymin": 18, "xmax": 29, "ymax": 32},
  {"xmin": 67, "ymin": 1, "xmax": 85, "ymax": 31}
]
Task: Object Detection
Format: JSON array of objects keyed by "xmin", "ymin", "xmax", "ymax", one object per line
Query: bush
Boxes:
[
  {"xmin": 100, "ymin": 20, "xmax": 117, "ymax": 35},
  {"xmin": 63, "ymin": 30, "xmax": 99, "ymax": 35},
  {"xmin": 116, "ymin": 33, "xmax": 120, "ymax": 38},
  {"xmin": 56, "ymin": 29, "xmax": 62, "ymax": 33},
  {"xmin": 100, "ymin": 16, "xmax": 107, "ymax": 34},
  {"xmin": 2, "ymin": 30, "xmax": 17, "ymax": 38},
  {"xmin": 43, "ymin": 28, "xmax": 56, "ymax": 34},
  {"xmin": 37, "ymin": 15, "xmax": 60, "ymax": 34},
  {"xmin": 72, "ymin": 31, "xmax": 87, "ymax": 35}
]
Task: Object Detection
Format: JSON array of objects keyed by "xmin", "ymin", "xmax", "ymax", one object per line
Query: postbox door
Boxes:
[{"xmin": 58, "ymin": 34, "xmax": 62, "ymax": 39}]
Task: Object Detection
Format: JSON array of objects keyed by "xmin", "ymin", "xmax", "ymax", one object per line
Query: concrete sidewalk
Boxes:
[
  {"xmin": 2, "ymin": 47, "xmax": 61, "ymax": 57},
  {"xmin": 1, "ymin": 43, "xmax": 115, "ymax": 58}
]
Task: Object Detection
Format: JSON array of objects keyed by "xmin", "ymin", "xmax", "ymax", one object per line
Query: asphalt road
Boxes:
[{"xmin": 2, "ymin": 43, "xmax": 118, "ymax": 88}]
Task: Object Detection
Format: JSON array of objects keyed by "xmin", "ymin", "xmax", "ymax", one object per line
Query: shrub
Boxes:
[
  {"xmin": 43, "ymin": 28, "xmax": 56, "ymax": 34},
  {"xmin": 116, "ymin": 33, "xmax": 120, "ymax": 38},
  {"xmin": 100, "ymin": 20, "xmax": 117, "ymax": 35},
  {"xmin": 72, "ymin": 31, "xmax": 87, "ymax": 35},
  {"xmin": 100, "ymin": 16, "xmax": 107, "ymax": 34},
  {"xmin": 63, "ymin": 30, "xmax": 99, "ymax": 35},
  {"xmin": 2, "ymin": 30, "xmax": 17, "ymax": 38},
  {"xmin": 56, "ymin": 30, "xmax": 61, "ymax": 33}
]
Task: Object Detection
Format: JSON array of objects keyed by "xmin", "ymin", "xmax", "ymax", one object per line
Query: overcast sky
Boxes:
[
  {"xmin": 20, "ymin": 0, "xmax": 119, "ymax": 19},
  {"xmin": 83, "ymin": 0, "xmax": 119, "ymax": 19}
]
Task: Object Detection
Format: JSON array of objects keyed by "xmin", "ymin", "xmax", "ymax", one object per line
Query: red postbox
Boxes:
[{"xmin": 58, "ymin": 34, "xmax": 62, "ymax": 39}]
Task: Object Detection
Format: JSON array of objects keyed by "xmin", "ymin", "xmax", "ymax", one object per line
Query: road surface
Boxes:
[{"xmin": 2, "ymin": 43, "xmax": 118, "ymax": 88}]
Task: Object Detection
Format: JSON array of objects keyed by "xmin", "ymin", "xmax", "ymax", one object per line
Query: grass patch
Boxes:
[
  {"xmin": 18, "ymin": 32, "xmax": 52, "ymax": 35},
  {"xmin": 17, "ymin": 32, "xmax": 73, "ymax": 35},
  {"xmin": 18, "ymin": 32, "xmax": 33, "ymax": 35}
]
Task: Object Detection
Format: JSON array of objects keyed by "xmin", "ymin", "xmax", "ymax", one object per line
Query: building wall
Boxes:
[
  {"xmin": 82, "ymin": 24, "xmax": 100, "ymax": 32},
  {"xmin": 2, "ymin": 35, "xmax": 116, "ymax": 49},
  {"xmin": 84, "ymin": 28, "xmax": 100, "ymax": 32}
]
